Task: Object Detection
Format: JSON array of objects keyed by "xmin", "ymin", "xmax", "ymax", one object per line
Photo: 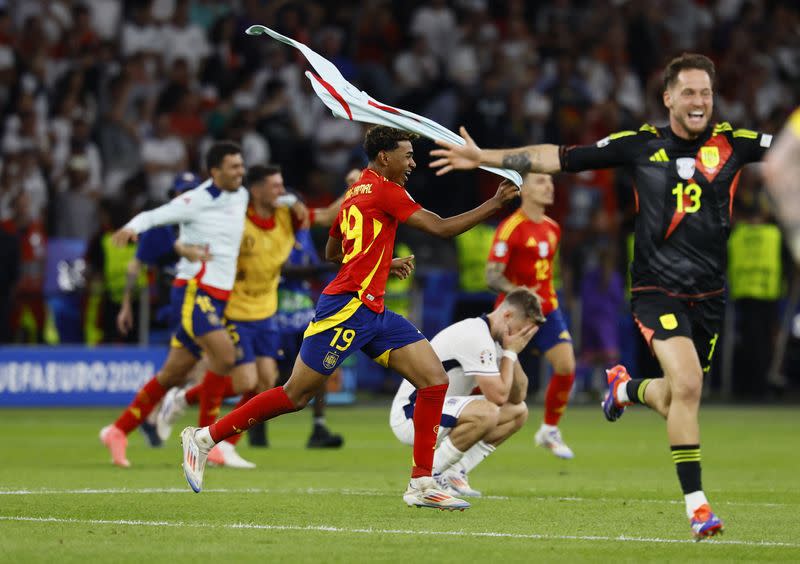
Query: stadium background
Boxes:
[{"xmin": 1, "ymin": 0, "xmax": 799, "ymax": 407}]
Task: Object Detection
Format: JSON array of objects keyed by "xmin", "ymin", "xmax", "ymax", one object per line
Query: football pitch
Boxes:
[{"xmin": 0, "ymin": 404, "xmax": 798, "ymax": 562}]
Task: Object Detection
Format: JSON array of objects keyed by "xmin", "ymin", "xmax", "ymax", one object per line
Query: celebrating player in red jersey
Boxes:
[
  {"xmin": 487, "ymin": 173, "xmax": 577, "ymax": 460},
  {"xmin": 180, "ymin": 125, "xmax": 520, "ymax": 510}
]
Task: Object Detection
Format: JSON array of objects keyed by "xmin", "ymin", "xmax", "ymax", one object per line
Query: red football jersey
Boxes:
[
  {"xmin": 325, "ymin": 168, "xmax": 422, "ymax": 313},
  {"xmin": 488, "ymin": 210, "xmax": 561, "ymax": 315}
]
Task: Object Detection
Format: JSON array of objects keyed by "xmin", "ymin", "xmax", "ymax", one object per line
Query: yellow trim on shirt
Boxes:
[
  {"xmin": 303, "ymin": 297, "xmax": 362, "ymax": 338},
  {"xmin": 357, "ymin": 247, "xmax": 386, "ymax": 300},
  {"xmin": 498, "ymin": 212, "xmax": 524, "ymax": 241}
]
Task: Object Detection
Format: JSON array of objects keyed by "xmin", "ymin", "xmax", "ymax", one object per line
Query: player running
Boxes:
[
  {"xmin": 156, "ymin": 164, "xmax": 333, "ymax": 467},
  {"xmin": 390, "ymin": 289, "xmax": 543, "ymax": 497},
  {"xmin": 115, "ymin": 171, "xmax": 206, "ymax": 447},
  {"xmin": 429, "ymin": 53, "xmax": 774, "ymax": 538},
  {"xmin": 486, "ymin": 173, "xmax": 578, "ymax": 460},
  {"xmin": 99, "ymin": 142, "xmax": 248, "ymax": 467},
  {"xmin": 180, "ymin": 125, "xmax": 519, "ymax": 510}
]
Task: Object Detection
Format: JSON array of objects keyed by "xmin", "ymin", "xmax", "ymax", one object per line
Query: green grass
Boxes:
[{"xmin": 0, "ymin": 405, "xmax": 798, "ymax": 562}]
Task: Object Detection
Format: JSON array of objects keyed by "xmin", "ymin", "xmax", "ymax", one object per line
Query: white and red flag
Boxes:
[{"xmin": 245, "ymin": 24, "xmax": 523, "ymax": 186}]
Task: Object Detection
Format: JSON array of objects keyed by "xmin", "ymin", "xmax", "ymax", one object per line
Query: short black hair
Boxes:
[
  {"xmin": 663, "ymin": 53, "xmax": 715, "ymax": 91},
  {"xmin": 363, "ymin": 125, "xmax": 419, "ymax": 161},
  {"xmin": 503, "ymin": 289, "xmax": 546, "ymax": 325},
  {"xmin": 205, "ymin": 141, "xmax": 242, "ymax": 172},
  {"xmin": 246, "ymin": 164, "xmax": 281, "ymax": 187}
]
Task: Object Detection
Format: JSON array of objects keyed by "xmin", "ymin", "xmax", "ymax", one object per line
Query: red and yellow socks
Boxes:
[
  {"xmin": 224, "ymin": 391, "xmax": 256, "ymax": 446},
  {"xmin": 411, "ymin": 383, "xmax": 447, "ymax": 478},
  {"xmin": 209, "ymin": 386, "xmax": 296, "ymax": 443},
  {"xmin": 114, "ymin": 377, "xmax": 167, "ymax": 434},
  {"xmin": 198, "ymin": 370, "xmax": 229, "ymax": 427},
  {"xmin": 543, "ymin": 372, "xmax": 575, "ymax": 426}
]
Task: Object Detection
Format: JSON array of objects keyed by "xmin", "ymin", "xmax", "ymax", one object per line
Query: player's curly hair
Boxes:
[
  {"xmin": 503, "ymin": 289, "xmax": 547, "ymax": 326},
  {"xmin": 663, "ymin": 53, "xmax": 716, "ymax": 91},
  {"xmin": 363, "ymin": 126, "xmax": 419, "ymax": 161}
]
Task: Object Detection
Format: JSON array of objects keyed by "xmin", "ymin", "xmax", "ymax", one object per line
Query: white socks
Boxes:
[
  {"xmin": 195, "ymin": 427, "xmax": 215, "ymax": 449},
  {"xmin": 615, "ymin": 382, "xmax": 631, "ymax": 404},
  {"xmin": 454, "ymin": 440, "xmax": 496, "ymax": 475},
  {"xmin": 433, "ymin": 436, "xmax": 464, "ymax": 475},
  {"xmin": 684, "ymin": 490, "xmax": 708, "ymax": 518}
]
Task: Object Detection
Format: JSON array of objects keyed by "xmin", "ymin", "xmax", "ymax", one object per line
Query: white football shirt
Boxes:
[
  {"xmin": 125, "ymin": 179, "xmax": 249, "ymax": 291},
  {"xmin": 390, "ymin": 317, "xmax": 502, "ymax": 425}
]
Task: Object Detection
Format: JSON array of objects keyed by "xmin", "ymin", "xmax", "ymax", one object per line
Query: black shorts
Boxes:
[{"xmin": 631, "ymin": 291, "xmax": 724, "ymax": 373}]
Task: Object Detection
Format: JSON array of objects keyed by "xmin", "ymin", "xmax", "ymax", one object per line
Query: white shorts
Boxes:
[{"xmin": 390, "ymin": 394, "xmax": 483, "ymax": 446}]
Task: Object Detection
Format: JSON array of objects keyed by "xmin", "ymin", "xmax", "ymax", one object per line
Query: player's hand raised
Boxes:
[
  {"xmin": 502, "ymin": 323, "xmax": 539, "ymax": 354},
  {"xmin": 429, "ymin": 127, "xmax": 482, "ymax": 176},
  {"xmin": 111, "ymin": 227, "xmax": 138, "ymax": 246},
  {"xmin": 389, "ymin": 255, "xmax": 415, "ymax": 280},
  {"xmin": 493, "ymin": 179, "xmax": 522, "ymax": 205}
]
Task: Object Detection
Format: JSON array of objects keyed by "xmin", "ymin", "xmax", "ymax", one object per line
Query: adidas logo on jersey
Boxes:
[
  {"xmin": 525, "ymin": 237, "xmax": 537, "ymax": 247},
  {"xmin": 649, "ymin": 149, "xmax": 669, "ymax": 162}
]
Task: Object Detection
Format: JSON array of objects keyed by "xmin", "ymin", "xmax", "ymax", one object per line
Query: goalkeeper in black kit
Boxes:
[{"xmin": 429, "ymin": 53, "xmax": 774, "ymax": 540}]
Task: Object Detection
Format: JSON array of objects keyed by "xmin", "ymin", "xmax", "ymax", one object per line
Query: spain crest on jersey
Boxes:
[
  {"xmin": 323, "ymin": 350, "xmax": 340, "ymax": 370},
  {"xmin": 700, "ymin": 146, "xmax": 720, "ymax": 171}
]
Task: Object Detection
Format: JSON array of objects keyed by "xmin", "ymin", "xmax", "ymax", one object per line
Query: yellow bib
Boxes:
[{"xmin": 224, "ymin": 207, "xmax": 295, "ymax": 321}]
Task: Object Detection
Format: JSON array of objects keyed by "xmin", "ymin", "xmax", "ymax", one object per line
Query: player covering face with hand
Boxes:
[
  {"xmin": 180, "ymin": 125, "xmax": 520, "ymax": 511},
  {"xmin": 391, "ymin": 289, "xmax": 544, "ymax": 497}
]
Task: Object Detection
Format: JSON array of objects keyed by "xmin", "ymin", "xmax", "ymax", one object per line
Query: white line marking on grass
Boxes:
[
  {"xmin": 0, "ymin": 487, "xmax": 509, "ymax": 499},
  {"xmin": 0, "ymin": 487, "xmax": 791, "ymax": 508},
  {"xmin": 0, "ymin": 515, "xmax": 797, "ymax": 548}
]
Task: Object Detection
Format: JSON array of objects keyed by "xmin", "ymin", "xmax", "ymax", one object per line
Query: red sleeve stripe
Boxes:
[{"xmin": 308, "ymin": 72, "xmax": 353, "ymax": 120}]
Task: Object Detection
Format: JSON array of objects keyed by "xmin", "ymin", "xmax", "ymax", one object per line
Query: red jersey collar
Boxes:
[{"xmin": 246, "ymin": 206, "xmax": 276, "ymax": 229}]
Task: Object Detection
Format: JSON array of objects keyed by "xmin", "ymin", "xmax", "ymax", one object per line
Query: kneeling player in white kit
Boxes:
[{"xmin": 390, "ymin": 289, "xmax": 544, "ymax": 496}]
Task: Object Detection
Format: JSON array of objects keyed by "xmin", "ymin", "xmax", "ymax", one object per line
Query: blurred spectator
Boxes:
[
  {"xmin": 141, "ymin": 113, "xmax": 187, "ymax": 202},
  {"xmin": 312, "ymin": 113, "xmax": 363, "ymax": 176},
  {"xmin": 0, "ymin": 225, "xmax": 19, "ymax": 343},
  {"xmin": 96, "ymin": 73, "xmax": 143, "ymax": 195},
  {"xmin": 52, "ymin": 153, "xmax": 98, "ymax": 241},
  {"xmin": 162, "ymin": 0, "xmax": 210, "ymax": 74},
  {"xmin": 393, "ymin": 34, "xmax": 439, "ymax": 99},
  {"xmin": 1, "ymin": 191, "xmax": 45, "ymax": 342},
  {"xmin": 121, "ymin": 0, "xmax": 163, "ymax": 57},
  {"xmin": 86, "ymin": 198, "xmax": 140, "ymax": 343},
  {"xmin": 728, "ymin": 180, "xmax": 785, "ymax": 399},
  {"xmin": 579, "ymin": 245, "xmax": 624, "ymax": 388},
  {"xmin": 201, "ymin": 13, "xmax": 244, "ymax": 100},
  {"xmin": 409, "ymin": 0, "xmax": 457, "ymax": 62},
  {"xmin": 200, "ymin": 110, "xmax": 269, "ymax": 170}
]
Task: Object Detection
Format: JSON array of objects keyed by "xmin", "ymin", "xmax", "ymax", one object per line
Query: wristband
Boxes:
[
  {"xmin": 502, "ymin": 350, "xmax": 518, "ymax": 362},
  {"xmin": 275, "ymin": 193, "xmax": 298, "ymax": 207}
]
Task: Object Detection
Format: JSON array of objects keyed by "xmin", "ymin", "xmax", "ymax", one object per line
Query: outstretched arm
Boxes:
[
  {"xmin": 764, "ymin": 111, "xmax": 800, "ymax": 262},
  {"xmin": 429, "ymin": 126, "xmax": 562, "ymax": 176},
  {"xmin": 404, "ymin": 180, "xmax": 519, "ymax": 238},
  {"xmin": 312, "ymin": 195, "xmax": 346, "ymax": 227}
]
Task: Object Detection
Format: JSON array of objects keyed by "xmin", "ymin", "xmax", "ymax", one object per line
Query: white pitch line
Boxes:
[
  {"xmin": 0, "ymin": 487, "xmax": 792, "ymax": 508},
  {"xmin": 0, "ymin": 515, "xmax": 797, "ymax": 549},
  {"xmin": 0, "ymin": 486, "xmax": 509, "ymax": 500}
]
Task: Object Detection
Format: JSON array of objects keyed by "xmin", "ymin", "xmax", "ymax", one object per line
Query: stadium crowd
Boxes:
[{"xmin": 0, "ymin": 0, "xmax": 799, "ymax": 399}]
